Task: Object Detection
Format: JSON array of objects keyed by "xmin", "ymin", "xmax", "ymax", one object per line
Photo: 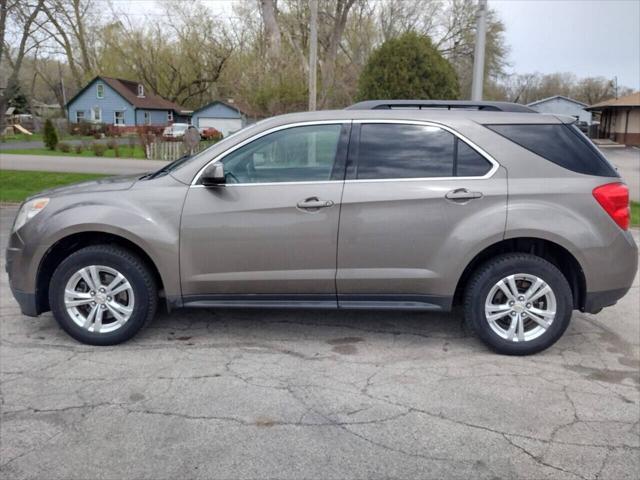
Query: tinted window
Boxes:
[
  {"xmin": 486, "ymin": 124, "xmax": 618, "ymax": 177},
  {"xmin": 357, "ymin": 124, "xmax": 454, "ymax": 179},
  {"xmin": 222, "ymin": 124, "xmax": 342, "ymax": 183},
  {"xmin": 456, "ymin": 140, "xmax": 492, "ymax": 176}
]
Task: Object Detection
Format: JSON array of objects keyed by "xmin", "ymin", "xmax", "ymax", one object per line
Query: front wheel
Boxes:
[
  {"xmin": 464, "ymin": 253, "xmax": 573, "ymax": 355},
  {"xmin": 49, "ymin": 245, "xmax": 158, "ymax": 345}
]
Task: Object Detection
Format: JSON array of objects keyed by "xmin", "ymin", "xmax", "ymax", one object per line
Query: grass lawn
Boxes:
[
  {"xmin": 1, "ymin": 133, "xmax": 95, "ymax": 143},
  {"xmin": 632, "ymin": 201, "xmax": 640, "ymax": 228},
  {"xmin": 0, "ymin": 170, "xmax": 107, "ymax": 203},
  {"xmin": 5, "ymin": 145, "xmax": 147, "ymax": 159}
]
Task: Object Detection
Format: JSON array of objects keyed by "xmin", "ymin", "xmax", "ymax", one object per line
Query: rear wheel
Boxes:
[
  {"xmin": 464, "ymin": 254, "xmax": 573, "ymax": 355},
  {"xmin": 49, "ymin": 245, "xmax": 157, "ymax": 345}
]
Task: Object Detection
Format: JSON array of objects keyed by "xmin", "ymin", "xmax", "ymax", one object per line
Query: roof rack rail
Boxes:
[{"xmin": 345, "ymin": 100, "xmax": 536, "ymax": 113}]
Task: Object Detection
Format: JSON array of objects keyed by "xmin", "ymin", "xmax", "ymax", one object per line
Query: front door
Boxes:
[
  {"xmin": 180, "ymin": 122, "xmax": 350, "ymax": 306},
  {"xmin": 336, "ymin": 121, "xmax": 507, "ymax": 309}
]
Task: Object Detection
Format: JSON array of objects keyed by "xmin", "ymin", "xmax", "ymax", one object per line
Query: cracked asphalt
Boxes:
[{"xmin": 1, "ymin": 205, "xmax": 638, "ymax": 480}]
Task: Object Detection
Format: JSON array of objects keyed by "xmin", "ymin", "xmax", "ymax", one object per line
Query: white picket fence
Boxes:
[{"xmin": 145, "ymin": 140, "xmax": 216, "ymax": 161}]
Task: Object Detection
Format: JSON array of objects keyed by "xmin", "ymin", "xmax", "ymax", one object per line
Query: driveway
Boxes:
[
  {"xmin": 1, "ymin": 204, "xmax": 638, "ymax": 480},
  {"xmin": 602, "ymin": 147, "xmax": 640, "ymax": 202},
  {"xmin": 0, "ymin": 153, "xmax": 168, "ymax": 175}
]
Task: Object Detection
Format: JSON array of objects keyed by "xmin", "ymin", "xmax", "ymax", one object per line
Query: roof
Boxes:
[
  {"xmin": 192, "ymin": 100, "xmax": 247, "ymax": 117},
  {"xmin": 587, "ymin": 92, "xmax": 640, "ymax": 110},
  {"xmin": 66, "ymin": 76, "xmax": 190, "ymax": 113},
  {"xmin": 527, "ymin": 95, "xmax": 587, "ymax": 108},
  {"xmin": 347, "ymin": 99, "xmax": 536, "ymax": 113}
]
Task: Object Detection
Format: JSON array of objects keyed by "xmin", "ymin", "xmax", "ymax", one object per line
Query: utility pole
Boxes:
[
  {"xmin": 308, "ymin": 0, "xmax": 318, "ymax": 111},
  {"xmin": 471, "ymin": 0, "xmax": 487, "ymax": 101}
]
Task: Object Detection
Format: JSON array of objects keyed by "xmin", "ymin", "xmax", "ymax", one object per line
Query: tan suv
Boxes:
[{"xmin": 6, "ymin": 101, "xmax": 637, "ymax": 354}]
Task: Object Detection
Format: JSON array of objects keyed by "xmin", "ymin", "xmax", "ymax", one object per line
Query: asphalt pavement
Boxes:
[{"xmin": 1, "ymin": 204, "xmax": 638, "ymax": 480}]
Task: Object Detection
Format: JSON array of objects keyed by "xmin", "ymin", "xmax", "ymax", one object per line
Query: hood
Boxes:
[{"xmin": 30, "ymin": 174, "xmax": 141, "ymax": 200}]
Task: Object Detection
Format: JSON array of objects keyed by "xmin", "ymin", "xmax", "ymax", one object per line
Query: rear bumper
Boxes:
[{"xmin": 583, "ymin": 287, "xmax": 630, "ymax": 313}]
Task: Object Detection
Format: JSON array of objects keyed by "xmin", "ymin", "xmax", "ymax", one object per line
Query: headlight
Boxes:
[{"xmin": 13, "ymin": 198, "xmax": 49, "ymax": 232}]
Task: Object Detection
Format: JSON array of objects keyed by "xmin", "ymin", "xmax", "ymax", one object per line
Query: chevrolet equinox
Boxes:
[{"xmin": 6, "ymin": 101, "xmax": 638, "ymax": 354}]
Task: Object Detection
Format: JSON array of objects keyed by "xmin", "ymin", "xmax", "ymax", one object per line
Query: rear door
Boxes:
[
  {"xmin": 180, "ymin": 122, "xmax": 350, "ymax": 305},
  {"xmin": 336, "ymin": 120, "xmax": 507, "ymax": 309}
]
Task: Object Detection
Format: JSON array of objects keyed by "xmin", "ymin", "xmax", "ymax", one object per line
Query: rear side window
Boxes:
[
  {"xmin": 486, "ymin": 124, "xmax": 618, "ymax": 177},
  {"xmin": 356, "ymin": 123, "xmax": 492, "ymax": 179}
]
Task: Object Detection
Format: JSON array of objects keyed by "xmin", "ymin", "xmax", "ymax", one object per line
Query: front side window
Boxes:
[
  {"xmin": 114, "ymin": 111, "xmax": 125, "ymax": 125},
  {"xmin": 356, "ymin": 123, "xmax": 492, "ymax": 179},
  {"xmin": 222, "ymin": 124, "xmax": 342, "ymax": 184},
  {"xmin": 96, "ymin": 83, "xmax": 104, "ymax": 99},
  {"xmin": 76, "ymin": 111, "xmax": 85, "ymax": 123}
]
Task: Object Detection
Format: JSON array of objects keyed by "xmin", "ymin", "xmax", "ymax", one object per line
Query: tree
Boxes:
[
  {"xmin": 43, "ymin": 118, "xmax": 57, "ymax": 149},
  {"xmin": 357, "ymin": 31, "xmax": 459, "ymax": 100}
]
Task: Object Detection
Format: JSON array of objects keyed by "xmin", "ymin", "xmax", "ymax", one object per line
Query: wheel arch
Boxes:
[{"xmin": 453, "ymin": 237, "xmax": 587, "ymax": 311}]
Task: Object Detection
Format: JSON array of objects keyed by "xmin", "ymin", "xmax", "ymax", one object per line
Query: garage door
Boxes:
[{"xmin": 198, "ymin": 118, "xmax": 242, "ymax": 137}]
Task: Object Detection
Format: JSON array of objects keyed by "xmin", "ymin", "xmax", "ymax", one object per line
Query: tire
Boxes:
[
  {"xmin": 49, "ymin": 245, "xmax": 157, "ymax": 345},
  {"xmin": 464, "ymin": 253, "xmax": 573, "ymax": 355}
]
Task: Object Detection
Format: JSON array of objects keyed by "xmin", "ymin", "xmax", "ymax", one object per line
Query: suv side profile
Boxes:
[{"xmin": 6, "ymin": 102, "xmax": 637, "ymax": 354}]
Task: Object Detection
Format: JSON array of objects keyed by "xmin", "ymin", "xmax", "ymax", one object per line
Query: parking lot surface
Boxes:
[{"xmin": 1, "ymin": 205, "xmax": 638, "ymax": 480}]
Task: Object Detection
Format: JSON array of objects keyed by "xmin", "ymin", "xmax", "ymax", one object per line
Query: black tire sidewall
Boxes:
[
  {"xmin": 49, "ymin": 246, "xmax": 156, "ymax": 346},
  {"xmin": 465, "ymin": 254, "xmax": 573, "ymax": 355}
]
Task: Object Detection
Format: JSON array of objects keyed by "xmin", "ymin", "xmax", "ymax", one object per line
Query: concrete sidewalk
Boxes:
[{"xmin": 0, "ymin": 153, "xmax": 168, "ymax": 175}]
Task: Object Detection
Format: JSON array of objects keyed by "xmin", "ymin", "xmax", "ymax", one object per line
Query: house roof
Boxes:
[
  {"xmin": 587, "ymin": 92, "xmax": 640, "ymax": 110},
  {"xmin": 527, "ymin": 95, "xmax": 587, "ymax": 108},
  {"xmin": 192, "ymin": 100, "xmax": 247, "ymax": 117},
  {"xmin": 66, "ymin": 76, "xmax": 190, "ymax": 113}
]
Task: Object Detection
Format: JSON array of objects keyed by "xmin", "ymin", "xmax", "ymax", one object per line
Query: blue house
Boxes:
[
  {"xmin": 66, "ymin": 76, "xmax": 192, "ymax": 127},
  {"xmin": 191, "ymin": 101, "xmax": 248, "ymax": 136}
]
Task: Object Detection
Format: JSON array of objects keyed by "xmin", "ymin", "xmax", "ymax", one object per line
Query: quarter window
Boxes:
[
  {"xmin": 222, "ymin": 124, "xmax": 342, "ymax": 184},
  {"xmin": 456, "ymin": 140, "xmax": 492, "ymax": 176},
  {"xmin": 96, "ymin": 83, "xmax": 104, "ymax": 99}
]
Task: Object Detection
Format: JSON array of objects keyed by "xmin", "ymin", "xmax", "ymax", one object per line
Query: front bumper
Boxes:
[
  {"xmin": 5, "ymin": 229, "xmax": 43, "ymax": 317},
  {"xmin": 8, "ymin": 285, "xmax": 38, "ymax": 317}
]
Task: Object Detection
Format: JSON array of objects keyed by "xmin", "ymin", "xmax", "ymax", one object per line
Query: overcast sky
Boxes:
[
  {"xmin": 491, "ymin": 0, "xmax": 640, "ymax": 89},
  {"xmin": 114, "ymin": 0, "xmax": 640, "ymax": 90}
]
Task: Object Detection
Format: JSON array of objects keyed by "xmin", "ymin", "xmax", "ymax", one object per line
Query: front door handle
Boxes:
[
  {"xmin": 445, "ymin": 188, "xmax": 483, "ymax": 202},
  {"xmin": 297, "ymin": 197, "xmax": 335, "ymax": 210}
]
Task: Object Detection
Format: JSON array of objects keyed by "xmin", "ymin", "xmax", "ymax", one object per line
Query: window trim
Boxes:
[
  {"xmin": 191, "ymin": 119, "xmax": 499, "ymax": 187},
  {"xmin": 167, "ymin": 110, "xmax": 174, "ymax": 122},
  {"xmin": 96, "ymin": 83, "xmax": 104, "ymax": 99},
  {"xmin": 92, "ymin": 106, "xmax": 102, "ymax": 123},
  {"xmin": 143, "ymin": 111, "xmax": 151, "ymax": 125},
  {"xmin": 138, "ymin": 84, "xmax": 144, "ymax": 97},
  {"xmin": 346, "ymin": 119, "xmax": 499, "ymax": 182},
  {"xmin": 75, "ymin": 111, "xmax": 85, "ymax": 123}
]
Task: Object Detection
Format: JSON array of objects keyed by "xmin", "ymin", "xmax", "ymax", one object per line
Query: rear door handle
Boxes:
[
  {"xmin": 297, "ymin": 197, "xmax": 335, "ymax": 210},
  {"xmin": 445, "ymin": 188, "xmax": 483, "ymax": 201}
]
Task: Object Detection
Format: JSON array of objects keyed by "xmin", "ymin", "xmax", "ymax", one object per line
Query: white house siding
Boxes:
[
  {"xmin": 67, "ymin": 80, "xmax": 136, "ymax": 125},
  {"xmin": 528, "ymin": 97, "xmax": 592, "ymax": 124}
]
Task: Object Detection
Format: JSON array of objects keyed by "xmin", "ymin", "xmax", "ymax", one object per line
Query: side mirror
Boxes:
[{"xmin": 201, "ymin": 163, "xmax": 226, "ymax": 186}]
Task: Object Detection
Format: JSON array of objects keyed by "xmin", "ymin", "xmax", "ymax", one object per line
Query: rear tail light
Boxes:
[{"xmin": 592, "ymin": 182, "xmax": 630, "ymax": 230}]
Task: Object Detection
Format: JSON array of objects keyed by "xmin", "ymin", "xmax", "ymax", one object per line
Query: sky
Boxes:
[
  {"xmin": 111, "ymin": 0, "xmax": 640, "ymax": 91},
  {"xmin": 491, "ymin": 0, "xmax": 640, "ymax": 89}
]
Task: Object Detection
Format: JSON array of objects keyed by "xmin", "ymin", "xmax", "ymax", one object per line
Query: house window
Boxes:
[
  {"xmin": 92, "ymin": 106, "xmax": 102, "ymax": 122},
  {"xmin": 138, "ymin": 84, "xmax": 144, "ymax": 97},
  {"xmin": 167, "ymin": 111, "xmax": 173, "ymax": 122},
  {"xmin": 96, "ymin": 83, "xmax": 104, "ymax": 99},
  {"xmin": 76, "ymin": 111, "xmax": 85, "ymax": 123},
  {"xmin": 144, "ymin": 111, "xmax": 150, "ymax": 125},
  {"xmin": 114, "ymin": 111, "xmax": 125, "ymax": 125}
]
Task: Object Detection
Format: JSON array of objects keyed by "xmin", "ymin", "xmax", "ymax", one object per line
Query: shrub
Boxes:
[
  {"xmin": 74, "ymin": 144, "xmax": 83, "ymax": 154},
  {"xmin": 56, "ymin": 142, "xmax": 71, "ymax": 153},
  {"xmin": 106, "ymin": 139, "xmax": 118, "ymax": 150},
  {"xmin": 43, "ymin": 119, "xmax": 58, "ymax": 150},
  {"xmin": 93, "ymin": 132, "xmax": 102, "ymax": 139},
  {"xmin": 357, "ymin": 31, "xmax": 459, "ymax": 100},
  {"xmin": 91, "ymin": 143, "xmax": 107, "ymax": 156}
]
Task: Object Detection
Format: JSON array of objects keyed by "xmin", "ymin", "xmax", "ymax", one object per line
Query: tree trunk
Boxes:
[{"xmin": 259, "ymin": 0, "xmax": 281, "ymax": 61}]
